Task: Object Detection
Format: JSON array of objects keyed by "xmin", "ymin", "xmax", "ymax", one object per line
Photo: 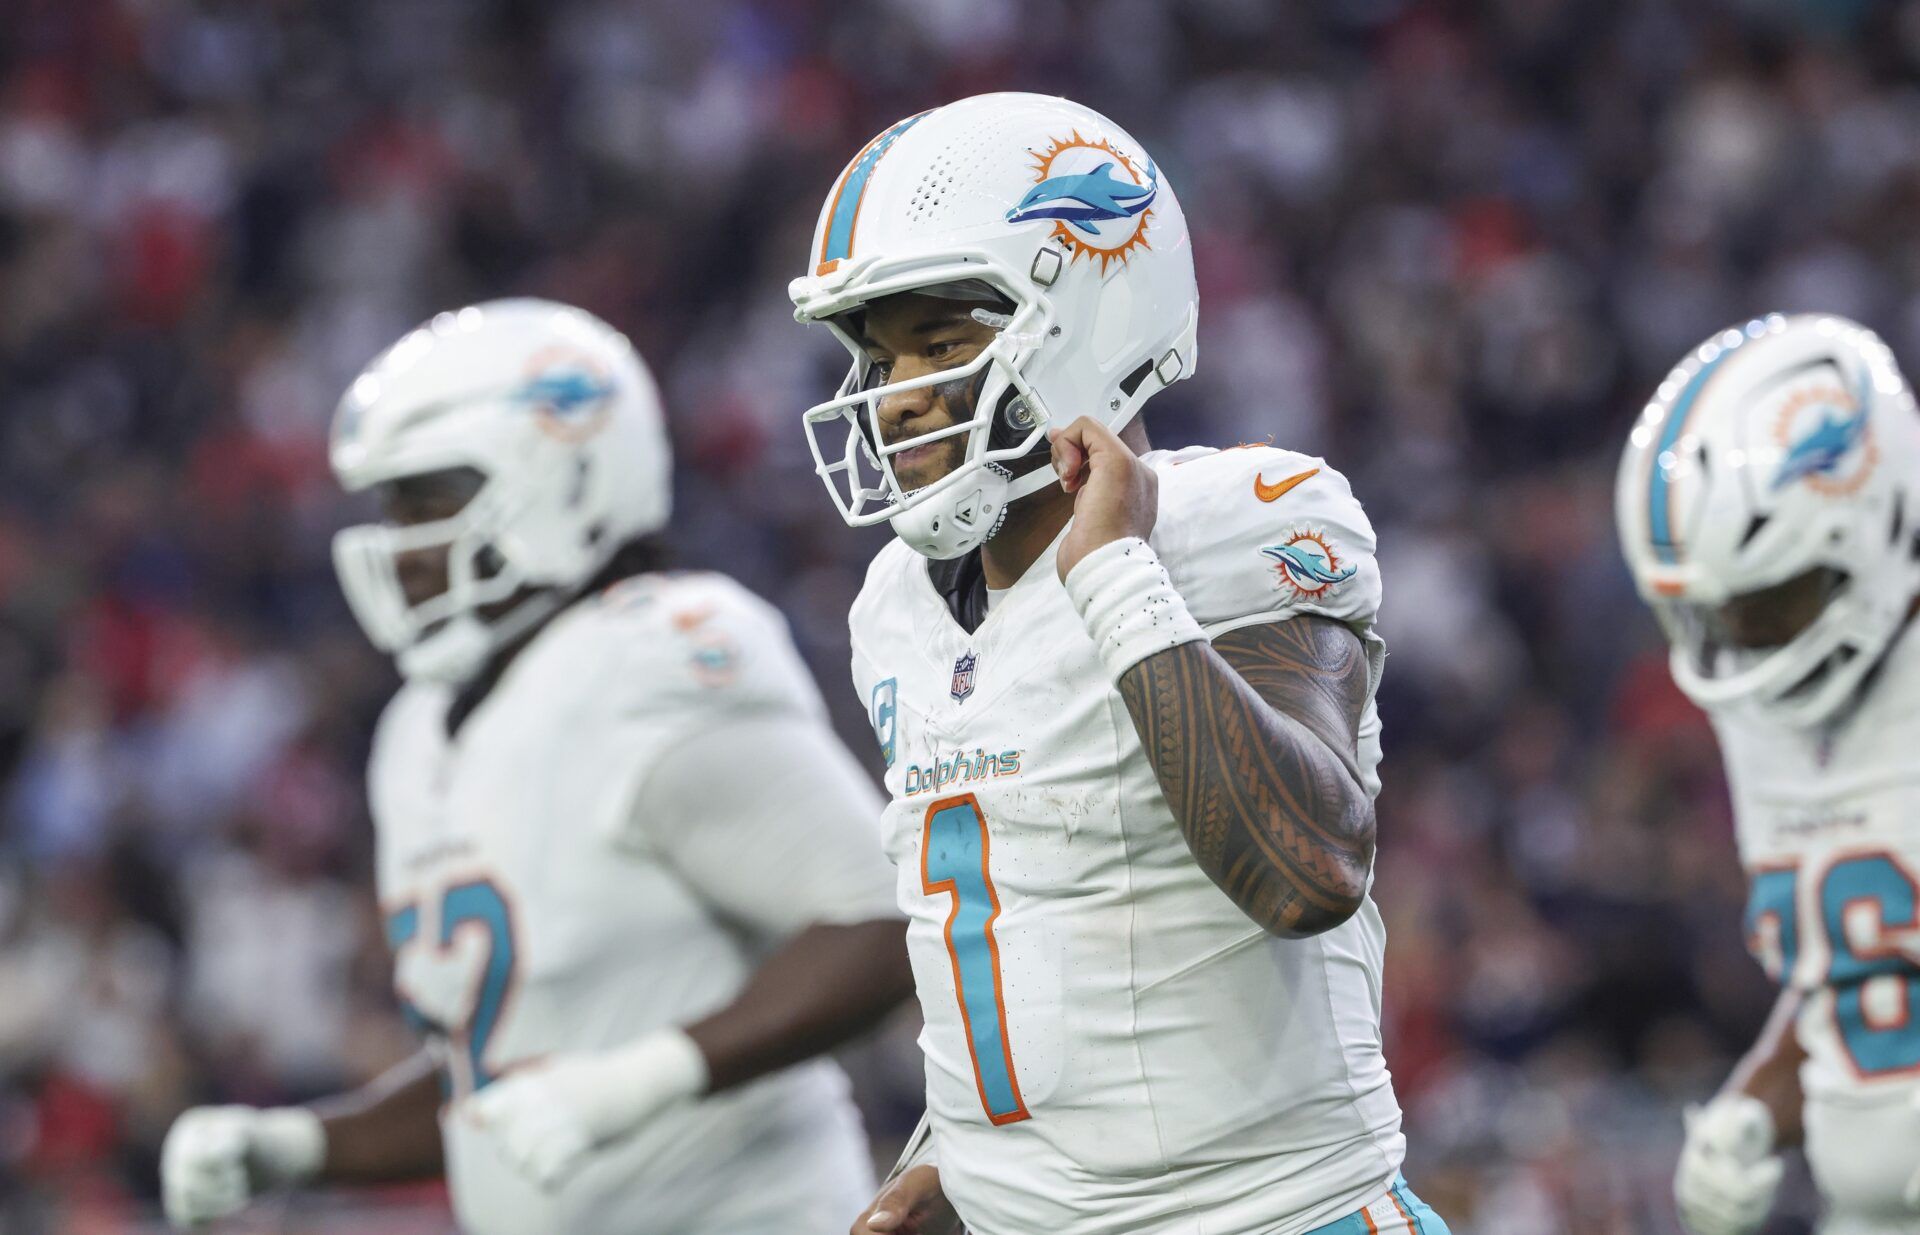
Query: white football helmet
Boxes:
[
  {"xmin": 789, "ymin": 92, "xmax": 1199, "ymax": 559},
  {"xmin": 1617, "ymin": 313, "xmax": 1920, "ymax": 728},
  {"xmin": 330, "ymin": 298, "xmax": 671, "ymax": 684}
]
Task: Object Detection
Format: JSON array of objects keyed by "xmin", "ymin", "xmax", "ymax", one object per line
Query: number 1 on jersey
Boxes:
[{"xmin": 922, "ymin": 794, "xmax": 1030, "ymax": 1125}]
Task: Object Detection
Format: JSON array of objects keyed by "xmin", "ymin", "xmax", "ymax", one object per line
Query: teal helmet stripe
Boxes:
[
  {"xmin": 819, "ymin": 112, "xmax": 930, "ymax": 268},
  {"xmin": 1647, "ymin": 346, "xmax": 1738, "ymax": 564}
]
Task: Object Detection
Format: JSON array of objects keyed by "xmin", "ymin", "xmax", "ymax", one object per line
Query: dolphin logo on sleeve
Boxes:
[{"xmin": 1263, "ymin": 531, "xmax": 1358, "ymax": 598}]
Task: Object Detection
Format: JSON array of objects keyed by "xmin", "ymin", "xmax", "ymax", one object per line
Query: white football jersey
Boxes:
[
  {"xmin": 369, "ymin": 572, "xmax": 895, "ymax": 1235},
  {"xmin": 1711, "ymin": 621, "xmax": 1920, "ymax": 1225},
  {"xmin": 850, "ymin": 445, "xmax": 1406, "ymax": 1235}
]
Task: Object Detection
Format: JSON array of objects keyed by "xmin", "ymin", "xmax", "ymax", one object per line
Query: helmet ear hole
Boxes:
[
  {"xmin": 475, "ymin": 544, "xmax": 507, "ymax": 580},
  {"xmin": 982, "ymin": 375, "xmax": 1023, "ymax": 453},
  {"xmin": 988, "ymin": 382, "xmax": 1040, "ymax": 452}
]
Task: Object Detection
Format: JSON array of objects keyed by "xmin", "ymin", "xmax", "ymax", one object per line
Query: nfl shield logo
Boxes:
[{"xmin": 950, "ymin": 652, "xmax": 978, "ymax": 703}]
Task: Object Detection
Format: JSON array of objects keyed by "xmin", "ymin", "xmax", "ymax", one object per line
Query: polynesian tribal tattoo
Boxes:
[{"xmin": 1116, "ymin": 615, "xmax": 1376, "ymax": 938}]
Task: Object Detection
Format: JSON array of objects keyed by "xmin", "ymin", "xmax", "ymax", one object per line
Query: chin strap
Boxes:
[{"xmin": 1003, "ymin": 463, "xmax": 1059, "ymax": 505}]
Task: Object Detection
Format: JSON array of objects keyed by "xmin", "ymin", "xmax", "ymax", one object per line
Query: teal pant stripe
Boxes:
[
  {"xmin": 1302, "ymin": 1205, "xmax": 1370, "ymax": 1235},
  {"xmin": 1303, "ymin": 1177, "xmax": 1451, "ymax": 1235},
  {"xmin": 1392, "ymin": 1175, "xmax": 1450, "ymax": 1234}
]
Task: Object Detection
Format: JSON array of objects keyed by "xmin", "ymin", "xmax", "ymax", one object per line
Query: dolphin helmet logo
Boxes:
[
  {"xmin": 1008, "ymin": 132, "xmax": 1157, "ymax": 271},
  {"xmin": 515, "ymin": 347, "xmax": 616, "ymax": 443},
  {"xmin": 1772, "ymin": 407, "xmax": 1868, "ymax": 489},
  {"xmin": 1007, "ymin": 160, "xmax": 1158, "ymax": 226},
  {"xmin": 1769, "ymin": 369, "xmax": 1878, "ymax": 497},
  {"xmin": 521, "ymin": 370, "xmax": 613, "ymax": 414}
]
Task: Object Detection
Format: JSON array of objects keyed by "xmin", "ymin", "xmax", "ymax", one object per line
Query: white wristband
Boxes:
[
  {"xmin": 580, "ymin": 1027, "xmax": 710, "ymax": 1141},
  {"xmin": 1064, "ymin": 537, "xmax": 1207, "ymax": 684},
  {"xmin": 251, "ymin": 1107, "xmax": 328, "ymax": 1186}
]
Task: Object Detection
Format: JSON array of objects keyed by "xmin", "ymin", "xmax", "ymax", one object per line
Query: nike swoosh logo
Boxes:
[{"xmin": 1254, "ymin": 468, "xmax": 1319, "ymax": 503}]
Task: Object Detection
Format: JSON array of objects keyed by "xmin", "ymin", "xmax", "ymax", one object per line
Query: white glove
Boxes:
[
  {"xmin": 1675, "ymin": 1094, "xmax": 1784, "ymax": 1235},
  {"xmin": 160, "ymin": 1105, "xmax": 326, "ymax": 1229},
  {"xmin": 462, "ymin": 1028, "xmax": 707, "ymax": 1191}
]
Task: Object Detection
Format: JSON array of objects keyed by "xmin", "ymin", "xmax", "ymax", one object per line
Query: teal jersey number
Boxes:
[
  {"xmin": 384, "ymin": 877, "xmax": 518, "ymax": 1097},
  {"xmin": 1744, "ymin": 866, "xmax": 1801, "ymax": 985},
  {"xmin": 1821, "ymin": 855, "xmax": 1920, "ymax": 1076},
  {"xmin": 1746, "ymin": 852, "xmax": 1920, "ymax": 1078},
  {"xmin": 921, "ymin": 795, "xmax": 1029, "ymax": 1125}
]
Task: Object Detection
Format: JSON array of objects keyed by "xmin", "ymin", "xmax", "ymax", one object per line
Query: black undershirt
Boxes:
[{"xmin": 927, "ymin": 549, "xmax": 991, "ymax": 636}]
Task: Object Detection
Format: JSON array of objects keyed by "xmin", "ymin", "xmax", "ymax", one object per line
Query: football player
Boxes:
[
  {"xmin": 1616, "ymin": 314, "xmax": 1920, "ymax": 1235},
  {"xmin": 159, "ymin": 299, "xmax": 914, "ymax": 1235},
  {"xmin": 789, "ymin": 93, "xmax": 1448, "ymax": 1235}
]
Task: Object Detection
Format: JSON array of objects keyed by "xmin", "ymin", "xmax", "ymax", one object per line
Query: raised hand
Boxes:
[{"xmin": 1052, "ymin": 415, "xmax": 1158, "ymax": 581}]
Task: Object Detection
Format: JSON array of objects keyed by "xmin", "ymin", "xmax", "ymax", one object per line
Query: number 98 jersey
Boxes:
[
  {"xmin": 1716, "ymin": 625, "xmax": 1920, "ymax": 1222},
  {"xmin": 851, "ymin": 446, "xmax": 1408, "ymax": 1235}
]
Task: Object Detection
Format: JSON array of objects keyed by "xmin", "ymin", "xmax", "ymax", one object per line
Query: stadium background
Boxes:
[{"xmin": 0, "ymin": 0, "xmax": 1907, "ymax": 1230}]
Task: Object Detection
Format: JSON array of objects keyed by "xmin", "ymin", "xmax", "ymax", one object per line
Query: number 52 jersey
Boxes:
[
  {"xmin": 368, "ymin": 572, "xmax": 894, "ymax": 1235},
  {"xmin": 850, "ymin": 446, "xmax": 1408, "ymax": 1235}
]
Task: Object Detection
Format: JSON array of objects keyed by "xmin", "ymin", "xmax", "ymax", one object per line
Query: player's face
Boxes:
[
  {"xmin": 854, "ymin": 292, "xmax": 999, "ymax": 493},
  {"xmin": 1707, "ymin": 566, "xmax": 1844, "ymax": 650},
  {"xmin": 376, "ymin": 467, "xmax": 485, "ymax": 608}
]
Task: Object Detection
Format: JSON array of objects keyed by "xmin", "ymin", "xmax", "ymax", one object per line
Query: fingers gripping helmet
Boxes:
[
  {"xmin": 330, "ymin": 299, "xmax": 671, "ymax": 684},
  {"xmin": 1616, "ymin": 314, "xmax": 1920, "ymax": 728},
  {"xmin": 789, "ymin": 93, "xmax": 1199, "ymax": 559}
]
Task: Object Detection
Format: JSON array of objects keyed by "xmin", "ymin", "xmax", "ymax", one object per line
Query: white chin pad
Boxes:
[{"xmin": 889, "ymin": 465, "xmax": 1014, "ymax": 559}]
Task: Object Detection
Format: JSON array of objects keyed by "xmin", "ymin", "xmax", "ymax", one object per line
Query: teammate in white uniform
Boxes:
[
  {"xmin": 788, "ymin": 93, "xmax": 1448, "ymax": 1235},
  {"xmin": 159, "ymin": 299, "xmax": 914, "ymax": 1235},
  {"xmin": 1616, "ymin": 314, "xmax": 1920, "ymax": 1235}
]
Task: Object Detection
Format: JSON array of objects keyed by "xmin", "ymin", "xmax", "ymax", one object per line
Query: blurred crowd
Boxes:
[{"xmin": 2, "ymin": 0, "xmax": 1915, "ymax": 1229}]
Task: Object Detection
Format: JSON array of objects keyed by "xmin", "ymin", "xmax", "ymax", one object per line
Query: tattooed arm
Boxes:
[
  {"xmin": 1050, "ymin": 415, "xmax": 1378, "ymax": 938},
  {"xmin": 1114, "ymin": 616, "xmax": 1376, "ymax": 938}
]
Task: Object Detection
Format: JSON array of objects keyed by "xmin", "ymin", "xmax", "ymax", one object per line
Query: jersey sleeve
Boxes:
[
  {"xmin": 585, "ymin": 574, "xmax": 898, "ymax": 937},
  {"xmin": 584, "ymin": 573, "xmax": 829, "ymax": 847},
  {"xmin": 624, "ymin": 712, "xmax": 900, "ymax": 939},
  {"xmin": 1149, "ymin": 446, "xmax": 1383, "ymax": 639}
]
